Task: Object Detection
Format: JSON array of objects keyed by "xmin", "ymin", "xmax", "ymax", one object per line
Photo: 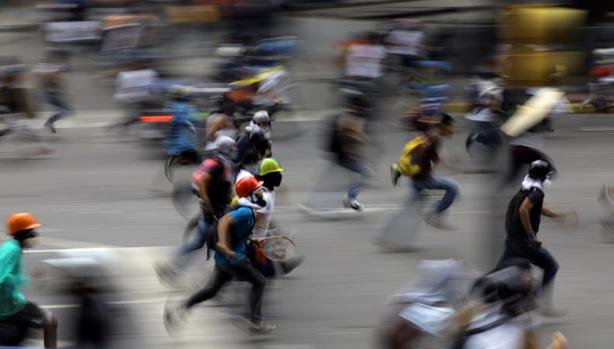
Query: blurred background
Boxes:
[{"xmin": 1, "ymin": 0, "xmax": 614, "ymax": 348}]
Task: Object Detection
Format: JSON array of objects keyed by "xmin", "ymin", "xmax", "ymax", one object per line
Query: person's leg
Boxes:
[
  {"xmin": 43, "ymin": 311, "xmax": 58, "ymax": 348},
  {"xmin": 528, "ymin": 246, "xmax": 559, "ymax": 290},
  {"xmin": 184, "ymin": 266, "xmax": 233, "ymax": 309},
  {"xmin": 171, "ymin": 214, "xmax": 213, "ymax": 269},
  {"xmin": 231, "ymin": 263, "xmax": 267, "ymax": 322},
  {"xmin": 45, "ymin": 94, "xmax": 72, "ymax": 126},
  {"xmin": 420, "ymin": 175, "xmax": 460, "ymax": 215},
  {"xmin": 346, "ymin": 159, "xmax": 370, "ymax": 200}
]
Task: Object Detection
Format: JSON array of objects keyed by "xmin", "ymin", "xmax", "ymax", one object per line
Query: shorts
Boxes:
[
  {"xmin": 8, "ymin": 302, "xmax": 46, "ymax": 329},
  {"xmin": 0, "ymin": 302, "xmax": 46, "ymax": 345}
]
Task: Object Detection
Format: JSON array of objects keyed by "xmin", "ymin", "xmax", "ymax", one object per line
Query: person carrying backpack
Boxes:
[
  {"xmin": 164, "ymin": 176, "xmax": 275, "ymax": 334},
  {"xmin": 389, "ymin": 114, "xmax": 460, "ymax": 229},
  {"xmin": 155, "ymin": 136, "xmax": 236, "ymax": 283}
]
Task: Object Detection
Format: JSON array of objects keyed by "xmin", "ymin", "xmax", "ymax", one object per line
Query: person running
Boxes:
[
  {"xmin": 36, "ymin": 48, "xmax": 73, "ymax": 134},
  {"xmin": 161, "ymin": 87, "xmax": 202, "ymax": 182},
  {"xmin": 245, "ymin": 158, "xmax": 304, "ymax": 277},
  {"xmin": 0, "ymin": 213, "xmax": 57, "ymax": 348},
  {"xmin": 156, "ymin": 136, "xmax": 236, "ymax": 282},
  {"xmin": 235, "ymin": 121, "xmax": 272, "ymax": 175},
  {"xmin": 390, "ymin": 114, "xmax": 460, "ymax": 229},
  {"xmin": 164, "ymin": 176, "xmax": 275, "ymax": 334},
  {"xmin": 496, "ymin": 160, "xmax": 577, "ymax": 317},
  {"xmin": 326, "ymin": 94, "xmax": 371, "ymax": 211}
]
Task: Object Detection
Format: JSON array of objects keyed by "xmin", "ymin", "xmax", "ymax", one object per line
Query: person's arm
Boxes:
[
  {"xmin": 541, "ymin": 207, "xmax": 562, "ymax": 218},
  {"xmin": 215, "ymin": 214, "xmax": 235, "ymax": 259}
]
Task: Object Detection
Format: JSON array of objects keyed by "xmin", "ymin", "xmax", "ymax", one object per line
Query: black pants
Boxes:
[
  {"xmin": 185, "ymin": 263, "xmax": 266, "ymax": 322},
  {"xmin": 497, "ymin": 241, "xmax": 559, "ymax": 289}
]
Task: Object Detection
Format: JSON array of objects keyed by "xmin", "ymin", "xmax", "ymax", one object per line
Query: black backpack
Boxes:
[{"xmin": 324, "ymin": 113, "xmax": 343, "ymax": 155}]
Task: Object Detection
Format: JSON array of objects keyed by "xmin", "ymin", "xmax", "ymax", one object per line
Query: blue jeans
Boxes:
[
  {"xmin": 172, "ymin": 210, "xmax": 220, "ymax": 269},
  {"xmin": 340, "ymin": 158, "xmax": 370, "ymax": 200},
  {"xmin": 45, "ymin": 94, "xmax": 72, "ymax": 125},
  {"xmin": 412, "ymin": 175, "xmax": 459, "ymax": 215}
]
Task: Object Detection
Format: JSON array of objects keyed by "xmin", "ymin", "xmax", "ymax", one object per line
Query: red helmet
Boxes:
[{"xmin": 235, "ymin": 176, "xmax": 263, "ymax": 198}]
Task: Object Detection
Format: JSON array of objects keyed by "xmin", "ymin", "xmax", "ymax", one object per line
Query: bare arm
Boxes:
[
  {"xmin": 541, "ymin": 207, "xmax": 561, "ymax": 218},
  {"xmin": 215, "ymin": 214, "xmax": 235, "ymax": 258}
]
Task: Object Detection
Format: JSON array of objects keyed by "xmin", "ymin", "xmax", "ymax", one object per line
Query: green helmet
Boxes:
[{"xmin": 259, "ymin": 158, "xmax": 285, "ymax": 176}]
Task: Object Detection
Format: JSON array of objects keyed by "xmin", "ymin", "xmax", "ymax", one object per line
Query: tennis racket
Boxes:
[{"xmin": 260, "ymin": 236, "xmax": 296, "ymax": 262}]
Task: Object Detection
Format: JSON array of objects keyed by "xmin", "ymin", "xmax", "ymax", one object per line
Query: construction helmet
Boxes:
[
  {"xmin": 258, "ymin": 158, "xmax": 285, "ymax": 176},
  {"xmin": 235, "ymin": 176, "xmax": 263, "ymax": 198},
  {"xmin": 6, "ymin": 213, "xmax": 42, "ymax": 236}
]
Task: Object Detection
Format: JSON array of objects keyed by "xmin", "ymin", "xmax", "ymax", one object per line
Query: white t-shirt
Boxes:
[
  {"xmin": 251, "ymin": 189, "xmax": 275, "ymax": 241},
  {"xmin": 345, "ymin": 44, "xmax": 386, "ymax": 79}
]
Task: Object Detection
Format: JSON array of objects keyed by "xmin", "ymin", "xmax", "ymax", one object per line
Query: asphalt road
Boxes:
[{"xmin": 1, "ymin": 111, "xmax": 614, "ymax": 348}]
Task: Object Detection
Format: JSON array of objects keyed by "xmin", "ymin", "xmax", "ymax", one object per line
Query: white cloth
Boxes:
[
  {"xmin": 398, "ymin": 303, "xmax": 455, "ymax": 337},
  {"xmin": 527, "ymin": 87, "xmax": 571, "ymax": 116},
  {"xmin": 466, "ymin": 108, "xmax": 497, "ymax": 123},
  {"xmin": 345, "ymin": 44, "xmax": 386, "ymax": 79},
  {"xmin": 114, "ymin": 69, "xmax": 157, "ymax": 103},
  {"xmin": 236, "ymin": 169, "xmax": 254, "ymax": 182},
  {"xmin": 463, "ymin": 307, "xmax": 525, "ymax": 349},
  {"xmin": 386, "ymin": 30, "xmax": 424, "ymax": 56},
  {"xmin": 237, "ymin": 188, "xmax": 274, "ymax": 241},
  {"xmin": 521, "ymin": 175, "xmax": 544, "ymax": 191}
]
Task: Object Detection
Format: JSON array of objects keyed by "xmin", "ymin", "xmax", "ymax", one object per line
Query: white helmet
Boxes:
[
  {"xmin": 206, "ymin": 135, "xmax": 236, "ymax": 156},
  {"xmin": 252, "ymin": 110, "xmax": 270, "ymax": 126}
]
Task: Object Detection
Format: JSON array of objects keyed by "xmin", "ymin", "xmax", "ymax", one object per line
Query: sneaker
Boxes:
[
  {"xmin": 248, "ymin": 320, "xmax": 276, "ymax": 334},
  {"xmin": 537, "ymin": 303, "xmax": 567, "ymax": 318},
  {"xmin": 343, "ymin": 195, "xmax": 363, "ymax": 211},
  {"xmin": 281, "ymin": 256, "xmax": 305, "ymax": 275},
  {"xmin": 163, "ymin": 299, "xmax": 187, "ymax": 334},
  {"xmin": 390, "ymin": 164, "xmax": 401, "ymax": 186},
  {"xmin": 44, "ymin": 122, "xmax": 56, "ymax": 134},
  {"xmin": 424, "ymin": 213, "xmax": 456, "ymax": 230}
]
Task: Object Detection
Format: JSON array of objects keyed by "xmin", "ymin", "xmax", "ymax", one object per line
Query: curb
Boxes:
[{"xmin": 444, "ymin": 102, "xmax": 592, "ymax": 114}]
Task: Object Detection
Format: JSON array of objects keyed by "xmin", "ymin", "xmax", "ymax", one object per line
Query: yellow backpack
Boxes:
[{"xmin": 398, "ymin": 135, "xmax": 426, "ymax": 176}]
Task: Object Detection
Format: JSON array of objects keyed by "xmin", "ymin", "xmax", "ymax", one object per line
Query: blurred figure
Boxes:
[
  {"xmin": 327, "ymin": 94, "xmax": 371, "ymax": 211},
  {"xmin": 164, "ymin": 176, "xmax": 275, "ymax": 334},
  {"xmin": 112, "ymin": 66, "xmax": 159, "ymax": 131},
  {"xmin": 496, "ymin": 160, "xmax": 577, "ymax": 317},
  {"xmin": 0, "ymin": 213, "xmax": 57, "ymax": 348},
  {"xmin": 465, "ymin": 85, "xmax": 504, "ymax": 168},
  {"xmin": 36, "ymin": 48, "xmax": 73, "ymax": 134},
  {"xmin": 206, "ymin": 109, "xmax": 237, "ymax": 143},
  {"xmin": 390, "ymin": 114, "xmax": 460, "ymax": 229},
  {"xmin": 248, "ymin": 158, "xmax": 304, "ymax": 277},
  {"xmin": 458, "ymin": 258, "xmax": 568, "ymax": 349},
  {"xmin": 162, "ymin": 86, "xmax": 202, "ymax": 182},
  {"xmin": 0, "ymin": 64, "xmax": 52, "ymax": 155},
  {"xmin": 385, "ymin": 18, "xmax": 425, "ymax": 68},
  {"xmin": 235, "ymin": 111, "xmax": 272, "ymax": 174},
  {"xmin": 379, "ymin": 259, "xmax": 467, "ymax": 349},
  {"xmin": 342, "ymin": 32, "xmax": 386, "ymax": 101},
  {"xmin": 156, "ymin": 136, "xmax": 236, "ymax": 282}
]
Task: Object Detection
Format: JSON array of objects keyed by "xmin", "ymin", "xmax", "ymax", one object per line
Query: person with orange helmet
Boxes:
[
  {"xmin": 0, "ymin": 213, "xmax": 57, "ymax": 348},
  {"xmin": 164, "ymin": 175, "xmax": 276, "ymax": 334}
]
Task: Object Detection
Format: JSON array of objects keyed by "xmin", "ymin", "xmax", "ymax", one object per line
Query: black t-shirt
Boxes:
[{"xmin": 505, "ymin": 187, "xmax": 544, "ymax": 244}]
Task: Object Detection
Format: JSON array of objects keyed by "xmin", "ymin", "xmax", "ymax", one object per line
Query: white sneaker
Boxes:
[
  {"xmin": 343, "ymin": 195, "xmax": 363, "ymax": 211},
  {"xmin": 249, "ymin": 320, "xmax": 276, "ymax": 333}
]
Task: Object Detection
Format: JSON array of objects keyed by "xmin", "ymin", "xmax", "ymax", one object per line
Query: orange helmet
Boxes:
[
  {"xmin": 235, "ymin": 176, "xmax": 263, "ymax": 198},
  {"xmin": 6, "ymin": 213, "xmax": 42, "ymax": 236}
]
